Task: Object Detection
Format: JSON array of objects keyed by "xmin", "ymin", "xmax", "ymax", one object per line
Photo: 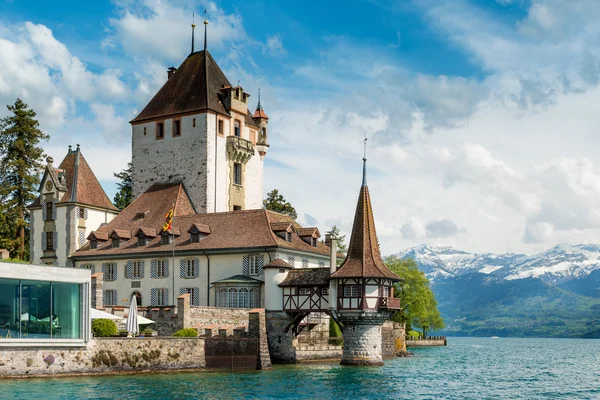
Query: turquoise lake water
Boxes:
[{"xmin": 1, "ymin": 337, "xmax": 600, "ymax": 399}]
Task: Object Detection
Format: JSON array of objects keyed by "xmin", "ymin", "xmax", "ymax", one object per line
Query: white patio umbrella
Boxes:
[
  {"xmin": 90, "ymin": 308, "xmax": 124, "ymax": 321},
  {"xmin": 126, "ymin": 295, "xmax": 139, "ymax": 336}
]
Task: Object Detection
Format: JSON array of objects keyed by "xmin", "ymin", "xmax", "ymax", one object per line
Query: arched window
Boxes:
[
  {"xmin": 238, "ymin": 288, "xmax": 249, "ymax": 308},
  {"xmin": 228, "ymin": 288, "xmax": 238, "ymax": 308},
  {"xmin": 249, "ymin": 288, "xmax": 259, "ymax": 308},
  {"xmin": 219, "ymin": 288, "xmax": 227, "ymax": 307}
]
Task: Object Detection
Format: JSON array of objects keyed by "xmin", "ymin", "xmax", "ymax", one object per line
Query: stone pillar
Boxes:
[
  {"xmin": 177, "ymin": 294, "xmax": 191, "ymax": 330},
  {"xmin": 265, "ymin": 311, "xmax": 297, "ymax": 364},
  {"xmin": 336, "ymin": 311, "xmax": 390, "ymax": 366},
  {"xmin": 248, "ymin": 309, "xmax": 273, "ymax": 370},
  {"xmin": 91, "ymin": 272, "xmax": 103, "ymax": 309}
]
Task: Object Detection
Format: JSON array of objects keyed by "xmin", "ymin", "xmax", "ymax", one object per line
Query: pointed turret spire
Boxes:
[
  {"xmin": 191, "ymin": 12, "xmax": 196, "ymax": 53},
  {"xmin": 203, "ymin": 9, "xmax": 208, "ymax": 51},
  {"xmin": 253, "ymin": 88, "xmax": 269, "ymax": 119},
  {"xmin": 362, "ymin": 132, "xmax": 367, "ymax": 187},
  {"xmin": 330, "ymin": 142, "xmax": 400, "ymax": 281}
]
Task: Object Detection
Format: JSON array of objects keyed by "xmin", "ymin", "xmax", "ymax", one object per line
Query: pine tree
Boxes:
[
  {"xmin": 113, "ymin": 162, "xmax": 133, "ymax": 210},
  {"xmin": 0, "ymin": 99, "xmax": 49, "ymax": 260},
  {"xmin": 327, "ymin": 225, "xmax": 348, "ymax": 254},
  {"xmin": 263, "ymin": 189, "xmax": 298, "ymax": 219}
]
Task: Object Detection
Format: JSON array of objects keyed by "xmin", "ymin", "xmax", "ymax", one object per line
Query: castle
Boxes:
[{"xmin": 27, "ymin": 23, "xmax": 402, "ymax": 366}]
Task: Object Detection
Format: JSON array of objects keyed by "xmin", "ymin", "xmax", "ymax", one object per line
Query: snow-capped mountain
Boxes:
[{"xmin": 393, "ymin": 243, "xmax": 600, "ymax": 284}]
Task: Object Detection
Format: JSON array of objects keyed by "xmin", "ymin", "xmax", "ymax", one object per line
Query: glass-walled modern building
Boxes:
[{"xmin": 0, "ymin": 262, "xmax": 90, "ymax": 345}]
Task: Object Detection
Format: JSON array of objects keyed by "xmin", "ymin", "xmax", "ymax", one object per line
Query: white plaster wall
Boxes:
[
  {"xmin": 83, "ymin": 208, "xmax": 117, "ymax": 249},
  {"xmin": 264, "ymin": 268, "xmax": 288, "ymax": 311},
  {"xmin": 131, "ymin": 114, "xmax": 208, "ymax": 212},
  {"xmin": 30, "ymin": 208, "xmax": 43, "ymax": 264},
  {"xmin": 55, "ymin": 204, "xmax": 68, "ymax": 267},
  {"xmin": 244, "ymin": 150, "xmax": 264, "ymax": 210},
  {"xmin": 275, "ymin": 251, "xmax": 330, "ymax": 269},
  {"xmin": 205, "ymin": 113, "xmax": 230, "ymax": 213},
  {"xmin": 75, "ymin": 251, "xmax": 269, "ymax": 308}
]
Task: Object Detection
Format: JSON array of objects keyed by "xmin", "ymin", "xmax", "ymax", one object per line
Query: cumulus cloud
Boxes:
[{"xmin": 400, "ymin": 218, "xmax": 463, "ymax": 239}]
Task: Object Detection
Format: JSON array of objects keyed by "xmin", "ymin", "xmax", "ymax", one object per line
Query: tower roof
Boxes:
[
  {"xmin": 253, "ymin": 89, "xmax": 268, "ymax": 120},
  {"xmin": 29, "ymin": 146, "xmax": 118, "ymax": 211},
  {"xmin": 330, "ymin": 163, "xmax": 400, "ymax": 281},
  {"xmin": 131, "ymin": 50, "xmax": 232, "ymax": 123}
]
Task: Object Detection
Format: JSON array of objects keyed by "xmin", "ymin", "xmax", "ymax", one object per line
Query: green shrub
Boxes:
[
  {"xmin": 329, "ymin": 318, "xmax": 343, "ymax": 346},
  {"xmin": 92, "ymin": 319, "xmax": 117, "ymax": 337},
  {"xmin": 172, "ymin": 328, "xmax": 198, "ymax": 337},
  {"xmin": 407, "ymin": 330, "xmax": 421, "ymax": 339}
]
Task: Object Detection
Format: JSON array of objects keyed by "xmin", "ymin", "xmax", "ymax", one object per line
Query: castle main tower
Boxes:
[
  {"xmin": 329, "ymin": 151, "xmax": 401, "ymax": 366},
  {"xmin": 130, "ymin": 22, "xmax": 269, "ymax": 213}
]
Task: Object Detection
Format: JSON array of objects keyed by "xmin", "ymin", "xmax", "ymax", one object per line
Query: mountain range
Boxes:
[{"xmin": 393, "ymin": 243, "xmax": 600, "ymax": 338}]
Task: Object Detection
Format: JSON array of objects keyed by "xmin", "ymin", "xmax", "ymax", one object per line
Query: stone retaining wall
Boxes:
[
  {"xmin": 382, "ymin": 321, "xmax": 406, "ymax": 357},
  {"xmin": 0, "ymin": 337, "xmax": 205, "ymax": 378},
  {"xmin": 406, "ymin": 338, "xmax": 447, "ymax": 347}
]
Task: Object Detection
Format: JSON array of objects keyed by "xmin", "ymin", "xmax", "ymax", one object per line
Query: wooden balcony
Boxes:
[{"xmin": 379, "ymin": 297, "xmax": 401, "ymax": 310}]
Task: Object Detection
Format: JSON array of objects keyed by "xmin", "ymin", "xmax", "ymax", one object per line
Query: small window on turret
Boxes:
[
  {"xmin": 234, "ymin": 120, "xmax": 241, "ymax": 137},
  {"xmin": 157, "ymin": 122, "xmax": 164, "ymax": 139},
  {"xmin": 218, "ymin": 120, "xmax": 224, "ymax": 135}
]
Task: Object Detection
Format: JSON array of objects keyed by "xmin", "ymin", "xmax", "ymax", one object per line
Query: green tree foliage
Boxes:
[
  {"xmin": 0, "ymin": 99, "xmax": 49, "ymax": 260},
  {"xmin": 113, "ymin": 162, "xmax": 133, "ymax": 210},
  {"xmin": 172, "ymin": 328, "xmax": 198, "ymax": 337},
  {"xmin": 386, "ymin": 256, "xmax": 445, "ymax": 336},
  {"xmin": 263, "ymin": 189, "xmax": 297, "ymax": 219},
  {"xmin": 327, "ymin": 225, "xmax": 348, "ymax": 254},
  {"xmin": 91, "ymin": 319, "xmax": 117, "ymax": 337}
]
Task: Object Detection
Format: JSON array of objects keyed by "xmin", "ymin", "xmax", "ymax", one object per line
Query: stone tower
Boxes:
[
  {"xmin": 130, "ymin": 29, "xmax": 269, "ymax": 213},
  {"xmin": 28, "ymin": 146, "xmax": 119, "ymax": 267},
  {"xmin": 329, "ymin": 155, "xmax": 401, "ymax": 366}
]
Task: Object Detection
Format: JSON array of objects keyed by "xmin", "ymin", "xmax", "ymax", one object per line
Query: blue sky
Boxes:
[{"xmin": 2, "ymin": 0, "xmax": 600, "ymax": 255}]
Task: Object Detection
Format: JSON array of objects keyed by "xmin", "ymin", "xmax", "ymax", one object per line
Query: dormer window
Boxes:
[
  {"xmin": 188, "ymin": 223, "xmax": 210, "ymax": 243},
  {"xmin": 162, "ymin": 233, "xmax": 172, "ymax": 245},
  {"xmin": 311, "ymin": 237, "xmax": 317, "ymax": 247},
  {"xmin": 137, "ymin": 235, "xmax": 147, "ymax": 247},
  {"xmin": 286, "ymin": 231, "xmax": 292, "ymax": 242},
  {"xmin": 190, "ymin": 232, "xmax": 200, "ymax": 243},
  {"xmin": 112, "ymin": 237, "xmax": 120, "ymax": 248},
  {"xmin": 90, "ymin": 240, "xmax": 97, "ymax": 250}
]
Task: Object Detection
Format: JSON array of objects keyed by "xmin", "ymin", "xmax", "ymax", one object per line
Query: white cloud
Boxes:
[{"xmin": 264, "ymin": 34, "xmax": 285, "ymax": 56}]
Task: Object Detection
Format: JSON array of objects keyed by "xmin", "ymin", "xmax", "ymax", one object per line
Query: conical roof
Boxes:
[
  {"xmin": 330, "ymin": 162, "xmax": 400, "ymax": 280},
  {"xmin": 131, "ymin": 50, "xmax": 231, "ymax": 123}
]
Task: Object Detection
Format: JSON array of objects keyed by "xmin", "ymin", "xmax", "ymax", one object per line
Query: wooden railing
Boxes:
[{"xmin": 379, "ymin": 297, "xmax": 401, "ymax": 310}]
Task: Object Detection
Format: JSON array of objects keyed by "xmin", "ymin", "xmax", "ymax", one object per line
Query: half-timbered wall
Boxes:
[{"xmin": 282, "ymin": 286, "xmax": 329, "ymax": 312}]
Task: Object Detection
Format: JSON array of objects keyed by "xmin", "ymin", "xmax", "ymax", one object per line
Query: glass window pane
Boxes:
[
  {"xmin": 20, "ymin": 280, "xmax": 51, "ymax": 339},
  {"xmin": 0, "ymin": 278, "xmax": 20, "ymax": 339},
  {"xmin": 52, "ymin": 282, "xmax": 81, "ymax": 339}
]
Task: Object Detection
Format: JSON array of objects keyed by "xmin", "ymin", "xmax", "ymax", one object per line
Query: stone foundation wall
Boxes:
[
  {"xmin": 406, "ymin": 338, "xmax": 447, "ymax": 347},
  {"xmin": 265, "ymin": 311, "xmax": 296, "ymax": 364},
  {"xmin": 296, "ymin": 345, "xmax": 342, "ymax": 361},
  {"xmin": 382, "ymin": 321, "xmax": 406, "ymax": 357},
  {"xmin": 0, "ymin": 337, "xmax": 205, "ymax": 378},
  {"xmin": 189, "ymin": 307, "xmax": 254, "ymax": 335},
  {"xmin": 336, "ymin": 311, "xmax": 391, "ymax": 366}
]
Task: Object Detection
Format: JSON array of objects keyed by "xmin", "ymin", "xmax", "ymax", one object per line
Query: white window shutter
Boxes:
[
  {"xmin": 151, "ymin": 259, "xmax": 157, "ymax": 278},
  {"xmin": 163, "ymin": 289, "xmax": 169, "ymax": 305},
  {"xmin": 193, "ymin": 258, "xmax": 200, "ymax": 278},
  {"xmin": 165, "ymin": 259, "xmax": 169, "ymax": 278},
  {"xmin": 257, "ymin": 254, "xmax": 264, "ymax": 275},
  {"xmin": 180, "ymin": 259, "xmax": 186, "ymax": 278},
  {"xmin": 84, "ymin": 208, "xmax": 88, "ymax": 220},
  {"xmin": 125, "ymin": 261, "xmax": 133, "ymax": 279},
  {"xmin": 140, "ymin": 260, "xmax": 145, "ymax": 278},
  {"xmin": 74, "ymin": 206, "xmax": 79, "ymax": 219},
  {"xmin": 242, "ymin": 255, "xmax": 249, "ymax": 276},
  {"xmin": 53, "ymin": 231, "xmax": 58, "ymax": 251},
  {"xmin": 52, "ymin": 202, "xmax": 56, "ymax": 220},
  {"xmin": 150, "ymin": 288, "xmax": 157, "ymax": 306},
  {"xmin": 41, "ymin": 232, "xmax": 47, "ymax": 251}
]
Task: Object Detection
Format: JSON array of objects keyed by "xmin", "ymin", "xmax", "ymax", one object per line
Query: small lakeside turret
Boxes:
[{"xmin": 329, "ymin": 142, "xmax": 401, "ymax": 366}]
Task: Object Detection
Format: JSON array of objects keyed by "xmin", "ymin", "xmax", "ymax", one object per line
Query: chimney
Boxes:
[
  {"xmin": 326, "ymin": 233, "xmax": 338, "ymax": 274},
  {"xmin": 167, "ymin": 67, "xmax": 177, "ymax": 79}
]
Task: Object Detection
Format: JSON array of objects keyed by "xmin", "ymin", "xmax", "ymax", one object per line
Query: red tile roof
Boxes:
[
  {"xmin": 72, "ymin": 186, "xmax": 331, "ymax": 259},
  {"xmin": 29, "ymin": 148, "xmax": 118, "ymax": 211}
]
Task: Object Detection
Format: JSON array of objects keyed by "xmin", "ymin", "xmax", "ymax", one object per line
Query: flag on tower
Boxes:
[{"xmin": 163, "ymin": 208, "xmax": 174, "ymax": 231}]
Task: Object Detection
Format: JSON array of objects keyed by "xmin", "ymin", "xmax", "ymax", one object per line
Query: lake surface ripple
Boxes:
[{"xmin": 2, "ymin": 337, "xmax": 600, "ymax": 399}]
